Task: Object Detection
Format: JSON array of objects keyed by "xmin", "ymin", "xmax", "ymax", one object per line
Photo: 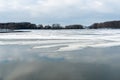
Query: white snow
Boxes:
[{"xmin": 0, "ymin": 29, "xmax": 120, "ymax": 51}]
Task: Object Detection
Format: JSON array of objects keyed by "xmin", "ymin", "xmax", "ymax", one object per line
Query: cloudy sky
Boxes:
[{"xmin": 0, "ymin": 0, "xmax": 119, "ymax": 25}]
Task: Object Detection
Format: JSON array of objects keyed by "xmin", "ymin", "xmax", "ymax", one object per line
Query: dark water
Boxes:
[{"xmin": 0, "ymin": 45, "xmax": 120, "ymax": 80}]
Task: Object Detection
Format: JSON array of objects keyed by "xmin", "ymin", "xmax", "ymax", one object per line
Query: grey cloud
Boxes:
[{"xmin": 0, "ymin": 0, "xmax": 119, "ymax": 25}]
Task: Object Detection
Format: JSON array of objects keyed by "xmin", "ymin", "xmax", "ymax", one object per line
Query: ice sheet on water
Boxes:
[{"xmin": 0, "ymin": 29, "xmax": 120, "ymax": 51}]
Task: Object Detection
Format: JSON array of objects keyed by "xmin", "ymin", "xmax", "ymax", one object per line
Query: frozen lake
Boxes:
[{"xmin": 0, "ymin": 29, "xmax": 120, "ymax": 80}]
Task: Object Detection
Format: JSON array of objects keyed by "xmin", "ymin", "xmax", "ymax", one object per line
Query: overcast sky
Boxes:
[{"xmin": 0, "ymin": 0, "xmax": 119, "ymax": 25}]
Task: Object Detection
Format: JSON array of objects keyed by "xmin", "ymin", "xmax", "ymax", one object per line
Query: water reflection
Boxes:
[
  {"xmin": 0, "ymin": 61, "xmax": 116, "ymax": 80},
  {"xmin": 0, "ymin": 45, "xmax": 120, "ymax": 80}
]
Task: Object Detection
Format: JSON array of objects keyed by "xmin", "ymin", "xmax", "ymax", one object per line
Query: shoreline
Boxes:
[{"xmin": 0, "ymin": 30, "xmax": 30, "ymax": 33}]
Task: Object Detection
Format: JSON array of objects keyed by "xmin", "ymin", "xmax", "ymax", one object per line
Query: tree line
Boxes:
[
  {"xmin": 0, "ymin": 22, "xmax": 84, "ymax": 30},
  {"xmin": 0, "ymin": 20, "xmax": 120, "ymax": 30}
]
